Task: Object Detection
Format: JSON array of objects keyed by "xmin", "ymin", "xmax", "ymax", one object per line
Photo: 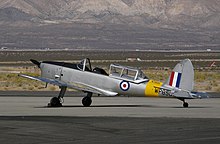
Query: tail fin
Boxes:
[{"xmin": 165, "ymin": 59, "xmax": 194, "ymax": 91}]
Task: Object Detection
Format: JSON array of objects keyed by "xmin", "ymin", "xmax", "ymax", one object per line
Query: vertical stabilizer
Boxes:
[{"xmin": 165, "ymin": 59, "xmax": 194, "ymax": 91}]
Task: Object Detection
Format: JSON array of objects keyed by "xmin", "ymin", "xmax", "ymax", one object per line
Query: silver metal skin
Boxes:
[{"xmin": 19, "ymin": 58, "xmax": 208, "ymax": 107}]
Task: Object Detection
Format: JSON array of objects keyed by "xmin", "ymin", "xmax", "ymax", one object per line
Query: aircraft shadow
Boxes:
[
  {"xmin": 65, "ymin": 104, "xmax": 156, "ymax": 108},
  {"xmin": 170, "ymin": 106, "xmax": 211, "ymax": 109},
  {"xmin": 35, "ymin": 105, "xmax": 210, "ymax": 108},
  {"xmin": 35, "ymin": 104, "xmax": 155, "ymax": 108}
]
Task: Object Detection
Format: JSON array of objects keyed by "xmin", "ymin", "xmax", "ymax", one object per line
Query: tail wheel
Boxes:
[
  {"xmin": 183, "ymin": 102, "xmax": 189, "ymax": 108},
  {"xmin": 178, "ymin": 98, "xmax": 189, "ymax": 108},
  {"xmin": 82, "ymin": 96, "xmax": 92, "ymax": 107}
]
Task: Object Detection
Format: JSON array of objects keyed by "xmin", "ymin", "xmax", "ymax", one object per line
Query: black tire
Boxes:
[
  {"xmin": 82, "ymin": 96, "xmax": 92, "ymax": 107},
  {"xmin": 183, "ymin": 102, "xmax": 189, "ymax": 108},
  {"xmin": 49, "ymin": 97, "xmax": 62, "ymax": 107}
]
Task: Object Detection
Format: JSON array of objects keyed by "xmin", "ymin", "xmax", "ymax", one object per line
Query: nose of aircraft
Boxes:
[{"xmin": 30, "ymin": 59, "xmax": 41, "ymax": 68}]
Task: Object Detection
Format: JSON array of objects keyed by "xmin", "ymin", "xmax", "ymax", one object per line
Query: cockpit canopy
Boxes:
[
  {"xmin": 77, "ymin": 58, "xmax": 92, "ymax": 71},
  {"xmin": 109, "ymin": 64, "xmax": 148, "ymax": 83},
  {"xmin": 76, "ymin": 58, "xmax": 148, "ymax": 83}
]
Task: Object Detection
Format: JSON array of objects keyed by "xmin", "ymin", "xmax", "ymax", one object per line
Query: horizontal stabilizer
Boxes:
[
  {"xmin": 191, "ymin": 92, "xmax": 209, "ymax": 99},
  {"xmin": 173, "ymin": 91, "xmax": 192, "ymax": 98},
  {"xmin": 173, "ymin": 90, "xmax": 209, "ymax": 99}
]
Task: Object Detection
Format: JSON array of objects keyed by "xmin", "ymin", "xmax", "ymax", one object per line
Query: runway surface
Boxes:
[
  {"xmin": 0, "ymin": 92, "xmax": 220, "ymax": 144},
  {"xmin": 0, "ymin": 96, "xmax": 220, "ymax": 118}
]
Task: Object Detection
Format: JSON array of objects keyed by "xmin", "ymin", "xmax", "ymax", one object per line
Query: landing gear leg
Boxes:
[
  {"xmin": 82, "ymin": 92, "xmax": 92, "ymax": 107},
  {"xmin": 48, "ymin": 86, "xmax": 67, "ymax": 107},
  {"xmin": 179, "ymin": 98, "xmax": 189, "ymax": 108}
]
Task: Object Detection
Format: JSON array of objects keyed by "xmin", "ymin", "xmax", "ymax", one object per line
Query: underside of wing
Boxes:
[
  {"xmin": 19, "ymin": 74, "xmax": 67, "ymax": 87},
  {"xmin": 19, "ymin": 74, "xmax": 118, "ymax": 96},
  {"xmin": 71, "ymin": 82, "xmax": 118, "ymax": 96}
]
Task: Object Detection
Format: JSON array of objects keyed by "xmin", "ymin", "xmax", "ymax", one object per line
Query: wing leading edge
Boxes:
[{"xmin": 19, "ymin": 74, "xmax": 117, "ymax": 96}]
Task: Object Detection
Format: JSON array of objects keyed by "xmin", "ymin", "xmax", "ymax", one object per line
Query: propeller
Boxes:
[{"xmin": 30, "ymin": 59, "xmax": 41, "ymax": 68}]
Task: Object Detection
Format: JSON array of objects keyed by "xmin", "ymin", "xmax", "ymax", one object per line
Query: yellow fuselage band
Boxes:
[{"xmin": 145, "ymin": 80, "xmax": 163, "ymax": 97}]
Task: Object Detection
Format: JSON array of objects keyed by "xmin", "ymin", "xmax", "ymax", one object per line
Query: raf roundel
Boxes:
[{"xmin": 120, "ymin": 80, "xmax": 130, "ymax": 91}]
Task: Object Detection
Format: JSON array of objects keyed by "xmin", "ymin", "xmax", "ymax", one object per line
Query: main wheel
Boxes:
[
  {"xmin": 48, "ymin": 97, "xmax": 62, "ymax": 107},
  {"xmin": 82, "ymin": 96, "xmax": 92, "ymax": 107},
  {"xmin": 183, "ymin": 102, "xmax": 189, "ymax": 108}
]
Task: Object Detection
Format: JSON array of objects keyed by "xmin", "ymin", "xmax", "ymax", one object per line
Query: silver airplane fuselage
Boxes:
[{"xmin": 40, "ymin": 62, "xmax": 149, "ymax": 97}]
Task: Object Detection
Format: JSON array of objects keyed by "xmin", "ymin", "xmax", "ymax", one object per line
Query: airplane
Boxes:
[{"xmin": 19, "ymin": 58, "xmax": 208, "ymax": 108}]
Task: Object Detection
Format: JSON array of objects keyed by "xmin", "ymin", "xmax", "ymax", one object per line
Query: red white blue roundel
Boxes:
[{"xmin": 120, "ymin": 80, "xmax": 130, "ymax": 91}]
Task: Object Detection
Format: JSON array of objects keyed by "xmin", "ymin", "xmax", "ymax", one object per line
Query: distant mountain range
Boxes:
[{"xmin": 0, "ymin": 0, "xmax": 220, "ymax": 28}]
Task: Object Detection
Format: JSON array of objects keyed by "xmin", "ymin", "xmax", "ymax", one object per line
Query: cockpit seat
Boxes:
[{"xmin": 93, "ymin": 67, "xmax": 108, "ymax": 76}]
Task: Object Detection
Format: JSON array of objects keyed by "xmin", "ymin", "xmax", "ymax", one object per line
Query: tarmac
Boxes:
[{"xmin": 0, "ymin": 91, "xmax": 220, "ymax": 144}]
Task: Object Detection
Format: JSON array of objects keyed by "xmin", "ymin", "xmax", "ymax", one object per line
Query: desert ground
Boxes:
[{"xmin": 0, "ymin": 50, "xmax": 219, "ymax": 92}]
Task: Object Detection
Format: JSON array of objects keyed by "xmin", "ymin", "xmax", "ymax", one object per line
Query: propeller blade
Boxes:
[{"xmin": 30, "ymin": 59, "xmax": 40, "ymax": 68}]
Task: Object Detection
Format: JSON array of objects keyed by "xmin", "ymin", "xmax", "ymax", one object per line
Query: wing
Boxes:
[
  {"xmin": 19, "ymin": 74, "xmax": 118, "ymax": 96},
  {"xmin": 70, "ymin": 81, "xmax": 118, "ymax": 96},
  {"xmin": 19, "ymin": 74, "xmax": 67, "ymax": 87}
]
